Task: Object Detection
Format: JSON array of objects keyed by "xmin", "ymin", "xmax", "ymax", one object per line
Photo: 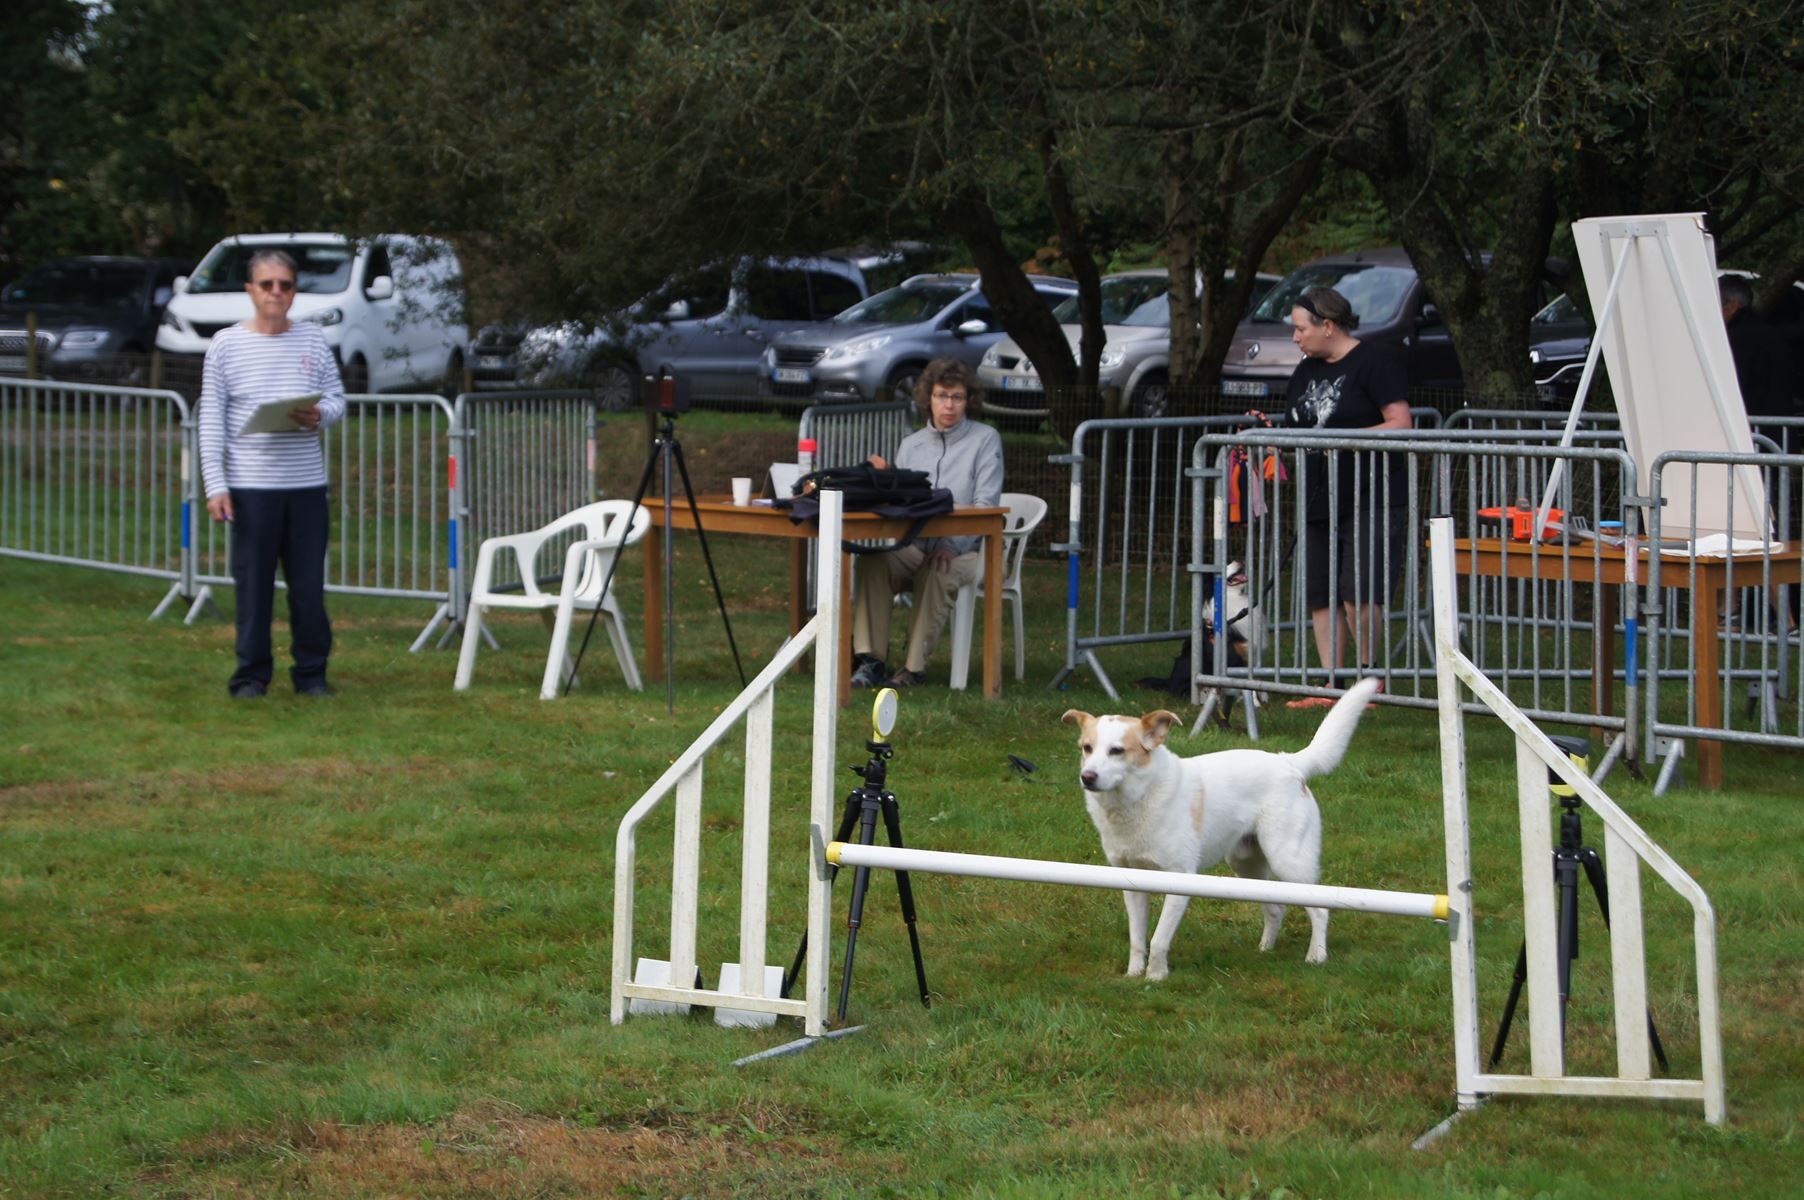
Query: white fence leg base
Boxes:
[
  {"xmin": 410, "ymin": 601, "xmax": 452, "ymax": 653},
  {"xmin": 1410, "ymin": 1098, "xmax": 1486, "ymax": 1151},
  {"xmin": 714, "ymin": 964, "xmax": 785, "ymax": 1029},
  {"xmin": 148, "ymin": 581, "xmax": 186, "ymax": 621},
  {"xmin": 1653, "ymin": 738, "xmax": 1687, "ymax": 796},
  {"xmin": 182, "ymin": 585, "xmax": 218, "ymax": 625},
  {"xmin": 731, "ymin": 1025, "xmax": 866, "ymax": 1067},
  {"xmin": 628, "ymin": 958, "xmax": 698, "ymax": 1017}
]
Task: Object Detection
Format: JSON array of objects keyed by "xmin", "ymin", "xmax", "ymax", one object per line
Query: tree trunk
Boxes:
[
  {"xmin": 1163, "ymin": 104, "xmax": 1202, "ymax": 389},
  {"xmin": 1189, "ymin": 144, "xmax": 1326, "ymax": 412},
  {"xmin": 1351, "ymin": 92, "xmax": 1555, "ymax": 409},
  {"xmin": 1039, "ymin": 128, "xmax": 1103, "ymax": 394},
  {"xmin": 941, "ymin": 192, "xmax": 1087, "ymax": 434}
]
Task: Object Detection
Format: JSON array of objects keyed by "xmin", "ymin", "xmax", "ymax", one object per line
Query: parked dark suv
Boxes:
[
  {"xmin": 1220, "ymin": 247, "xmax": 1576, "ymax": 408},
  {"xmin": 0, "ymin": 256, "xmax": 191, "ymax": 385},
  {"xmin": 1218, "ymin": 248, "xmax": 1463, "ymax": 406}
]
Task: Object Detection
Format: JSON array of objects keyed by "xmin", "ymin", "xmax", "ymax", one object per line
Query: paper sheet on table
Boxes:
[
  {"xmin": 1683, "ymin": 533, "xmax": 1782, "ymax": 557},
  {"xmin": 239, "ymin": 394, "xmax": 320, "ymax": 435}
]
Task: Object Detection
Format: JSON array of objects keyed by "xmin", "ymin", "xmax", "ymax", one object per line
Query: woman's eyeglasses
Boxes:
[{"xmin": 254, "ymin": 279, "xmax": 297, "ymax": 293}]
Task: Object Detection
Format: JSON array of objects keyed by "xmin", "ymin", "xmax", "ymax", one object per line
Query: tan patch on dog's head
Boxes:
[
  {"xmin": 1100, "ymin": 710, "xmax": 1170, "ymax": 768},
  {"xmin": 1139, "ymin": 710, "xmax": 1177, "ymax": 750},
  {"xmin": 1061, "ymin": 710, "xmax": 1097, "ymax": 751}
]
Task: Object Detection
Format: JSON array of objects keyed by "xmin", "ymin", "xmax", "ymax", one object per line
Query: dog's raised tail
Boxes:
[{"xmin": 1288, "ymin": 677, "xmax": 1382, "ymax": 778}]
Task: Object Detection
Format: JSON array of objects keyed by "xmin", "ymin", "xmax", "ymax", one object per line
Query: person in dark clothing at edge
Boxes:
[
  {"xmin": 1719, "ymin": 274, "xmax": 1797, "ymax": 419},
  {"xmin": 850, "ymin": 357, "xmax": 1004, "ymax": 689},
  {"xmin": 1248, "ymin": 286, "xmax": 1412, "ymax": 708}
]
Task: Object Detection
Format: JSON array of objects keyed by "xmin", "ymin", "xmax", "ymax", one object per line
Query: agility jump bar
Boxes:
[{"xmin": 825, "ymin": 843, "xmax": 1449, "ymax": 921}]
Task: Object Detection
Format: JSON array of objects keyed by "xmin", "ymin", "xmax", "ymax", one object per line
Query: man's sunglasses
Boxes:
[{"xmin": 254, "ymin": 279, "xmax": 297, "ymax": 293}]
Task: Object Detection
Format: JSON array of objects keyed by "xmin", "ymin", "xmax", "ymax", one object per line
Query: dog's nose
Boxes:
[{"xmin": 1081, "ymin": 769, "xmax": 1098, "ymax": 788}]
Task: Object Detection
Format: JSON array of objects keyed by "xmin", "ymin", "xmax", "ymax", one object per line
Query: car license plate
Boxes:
[
  {"xmin": 771, "ymin": 367, "xmax": 811, "ymax": 384},
  {"xmin": 479, "ymin": 355, "xmax": 504, "ymax": 370},
  {"xmin": 0, "ymin": 356, "xmax": 26, "ymax": 372},
  {"xmin": 1220, "ymin": 380, "xmax": 1269, "ymax": 398},
  {"xmin": 1002, "ymin": 375, "xmax": 1043, "ymax": 391}
]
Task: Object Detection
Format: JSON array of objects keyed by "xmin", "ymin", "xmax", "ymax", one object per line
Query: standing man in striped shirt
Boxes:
[{"xmin": 199, "ymin": 249, "xmax": 347, "ymax": 699}]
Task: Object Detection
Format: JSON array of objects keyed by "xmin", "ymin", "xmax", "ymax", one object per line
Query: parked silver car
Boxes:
[
  {"xmin": 511, "ymin": 253, "xmax": 887, "ymax": 404},
  {"xmin": 761, "ymin": 273, "xmax": 1078, "ymax": 405},
  {"xmin": 979, "ymin": 269, "xmax": 1280, "ymax": 417}
]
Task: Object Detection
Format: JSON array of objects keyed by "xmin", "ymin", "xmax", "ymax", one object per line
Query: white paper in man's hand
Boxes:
[{"xmin": 239, "ymin": 394, "xmax": 322, "ymax": 435}]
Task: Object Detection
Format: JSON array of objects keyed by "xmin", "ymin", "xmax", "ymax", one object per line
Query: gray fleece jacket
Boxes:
[{"xmin": 893, "ymin": 416, "xmax": 1004, "ymax": 556}]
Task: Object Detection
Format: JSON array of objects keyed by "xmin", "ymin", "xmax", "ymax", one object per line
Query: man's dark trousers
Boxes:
[{"xmin": 229, "ymin": 486, "xmax": 331, "ymax": 692}]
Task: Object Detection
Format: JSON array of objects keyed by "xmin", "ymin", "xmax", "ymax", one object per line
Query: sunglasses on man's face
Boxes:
[{"xmin": 254, "ymin": 278, "xmax": 297, "ymax": 293}]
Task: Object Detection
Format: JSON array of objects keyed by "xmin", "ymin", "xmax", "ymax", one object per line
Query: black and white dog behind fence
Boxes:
[{"xmin": 1137, "ymin": 562, "xmax": 1261, "ymax": 706}]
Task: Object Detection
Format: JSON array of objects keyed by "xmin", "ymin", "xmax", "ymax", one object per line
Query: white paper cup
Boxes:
[{"xmin": 731, "ymin": 476, "xmax": 753, "ymax": 506}]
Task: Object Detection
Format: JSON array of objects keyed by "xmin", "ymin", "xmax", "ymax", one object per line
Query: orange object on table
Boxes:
[{"xmin": 1477, "ymin": 504, "xmax": 1566, "ymax": 541}]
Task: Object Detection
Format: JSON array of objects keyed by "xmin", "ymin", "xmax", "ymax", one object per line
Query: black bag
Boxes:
[{"xmin": 786, "ymin": 463, "xmax": 955, "ymax": 554}]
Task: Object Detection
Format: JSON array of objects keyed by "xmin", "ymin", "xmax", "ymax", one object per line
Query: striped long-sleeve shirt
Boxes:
[{"xmin": 198, "ymin": 322, "xmax": 347, "ymax": 497}]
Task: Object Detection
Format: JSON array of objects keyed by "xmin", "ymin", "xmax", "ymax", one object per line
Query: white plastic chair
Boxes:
[
  {"xmin": 454, "ymin": 500, "xmax": 650, "ymax": 700},
  {"xmin": 948, "ymin": 492, "xmax": 1049, "ymax": 690}
]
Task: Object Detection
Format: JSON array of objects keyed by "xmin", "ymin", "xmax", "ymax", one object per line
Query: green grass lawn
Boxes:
[{"xmin": 4, "ymin": 486, "xmax": 1803, "ymax": 1197}]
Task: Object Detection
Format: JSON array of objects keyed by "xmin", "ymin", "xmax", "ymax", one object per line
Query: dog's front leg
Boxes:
[
  {"xmin": 1145, "ymin": 893, "xmax": 1194, "ymax": 981},
  {"xmin": 1122, "ymin": 889, "xmax": 1149, "ymax": 976}
]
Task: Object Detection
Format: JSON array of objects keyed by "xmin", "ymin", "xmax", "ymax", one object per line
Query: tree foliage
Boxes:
[{"xmin": 7, "ymin": 0, "xmax": 1802, "ymax": 415}]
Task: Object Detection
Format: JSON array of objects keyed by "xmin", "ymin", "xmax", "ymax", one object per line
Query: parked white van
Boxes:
[{"xmin": 157, "ymin": 232, "xmax": 469, "ymax": 393}]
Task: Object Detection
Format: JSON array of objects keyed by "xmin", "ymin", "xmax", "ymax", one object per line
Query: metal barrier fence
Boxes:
[
  {"xmin": 1047, "ymin": 408, "xmax": 1444, "ymax": 698},
  {"xmin": 452, "ymin": 390, "xmax": 602, "ymax": 604},
  {"xmin": 0, "ymin": 377, "xmax": 197, "ymax": 617},
  {"xmin": 1188, "ymin": 432, "xmax": 1642, "ymax": 760},
  {"xmin": 798, "ymin": 400, "xmax": 916, "ymax": 469},
  {"xmin": 181, "ymin": 394, "xmax": 461, "ymax": 648},
  {"xmin": 1642, "ymin": 446, "xmax": 1803, "ymax": 790}
]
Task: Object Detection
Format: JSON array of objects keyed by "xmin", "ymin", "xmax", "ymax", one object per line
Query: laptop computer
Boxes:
[{"xmin": 764, "ymin": 462, "xmax": 803, "ymax": 507}]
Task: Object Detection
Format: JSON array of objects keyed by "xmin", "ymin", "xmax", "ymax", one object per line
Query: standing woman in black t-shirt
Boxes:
[{"xmin": 1258, "ymin": 287, "xmax": 1412, "ymax": 705}]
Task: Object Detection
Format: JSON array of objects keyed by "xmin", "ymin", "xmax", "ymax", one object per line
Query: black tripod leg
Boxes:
[
  {"xmin": 835, "ymin": 802, "xmax": 883, "ymax": 1026},
  {"xmin": 1488, "ymin": 940, "xmax": 1530, "ymax": 1069},
  {"xmin": 667, "ymin": 439, "xmax": 748, "ymax": 687},
  {"xmin": 1490, "ymin": 847, "xmax": 1576, "ymax": 1068},
  {"xmin": 1578, "ymin": 849, "xmax": 1670, "ymax": 1072},
  {"xmin": 780, "ymin": 791, "xmax": 864, "ymax": 998},
  {"xmin": 879, "ymin": 794, "xmax": 931, "ymax": 1009},
  {"xmin": 563, "ymin": 438, "xmax": 660, "ymax": 696},
  {"xmin": 1555, "ymin": 856, "xmax": 1581, "ymax": 1044}
]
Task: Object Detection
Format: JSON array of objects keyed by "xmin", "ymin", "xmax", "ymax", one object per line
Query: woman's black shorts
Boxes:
[{"xmin": 1303, "ymin": 505, "xmax": 1410, "ymax": 610}]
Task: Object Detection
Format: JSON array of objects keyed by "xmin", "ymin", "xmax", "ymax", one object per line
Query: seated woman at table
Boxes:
[{"xmin": 851, "ymin": 358, "xmax": 1004, "ymax": 688}]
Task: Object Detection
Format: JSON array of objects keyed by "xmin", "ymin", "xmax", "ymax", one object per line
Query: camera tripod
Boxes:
[
  {"xmin": 780, "ymin": 734, "xmax": 931, "ymax": 1026},
  {"xmin": 1487, "ymin": 751, "xmax": 1669, "ymax": 1072},
  {"xmin": 566, "ymin": 384, "xmax": 746, "ymax": 711}
]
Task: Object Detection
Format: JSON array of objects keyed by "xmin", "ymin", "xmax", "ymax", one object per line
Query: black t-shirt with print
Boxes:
[{"xmin": 1282, "ymin": 340, "xmax": 1409, "ymax": 519}]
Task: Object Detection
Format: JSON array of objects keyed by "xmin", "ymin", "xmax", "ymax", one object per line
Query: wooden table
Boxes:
[
  {"xmin": 1453, "ymin": 537, "xmax": 1801, "ymax": 789},
  {"xmin": 639, "ymin": 497, "xmax": 1008, "ymax": 704}
]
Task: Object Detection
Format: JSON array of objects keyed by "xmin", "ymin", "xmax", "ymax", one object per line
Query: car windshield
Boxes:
[
  {"xmin": 834, "ymin": 282, "xmax": 968, "ymax": 325},
  {"xmin": 1050, "ymin": 274, "xmax": 1169, "ymax": 325},
  {"xmin": 3, "ymin": 262, "xmax": 144, "ymax": 310},
  {"xmin": 1533, "ymin": 293, "xmax": 1581, "ymax": 325},
  {"xmin": 1120, "ymin": 293, "xmax": 1174, "ymax": 328},
  {"xmin": 1249, "ymin": 263, "xmax": 1416, "ymax": 327},
  {"xmin": 642, "ymin": 265, "xmax": 732, "ymax": 320},
  {"xmin": 186, "ymin": 243, "xmax": 355, "ymax": 295}
]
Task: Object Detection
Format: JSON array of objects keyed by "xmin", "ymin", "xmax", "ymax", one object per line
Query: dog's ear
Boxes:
[
  {"xmin": 1139, "ymin": 710, "xmax": 1179, "ymax": 748},
  {"xmin": 1061, "ymin": 709, "xmax": 1094, "ymax": 730}
]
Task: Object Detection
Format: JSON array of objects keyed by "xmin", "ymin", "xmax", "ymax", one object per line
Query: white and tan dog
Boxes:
[{"xmin": 1061, "ymin": 678, "xmax": 1380, "ymax": 980}]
